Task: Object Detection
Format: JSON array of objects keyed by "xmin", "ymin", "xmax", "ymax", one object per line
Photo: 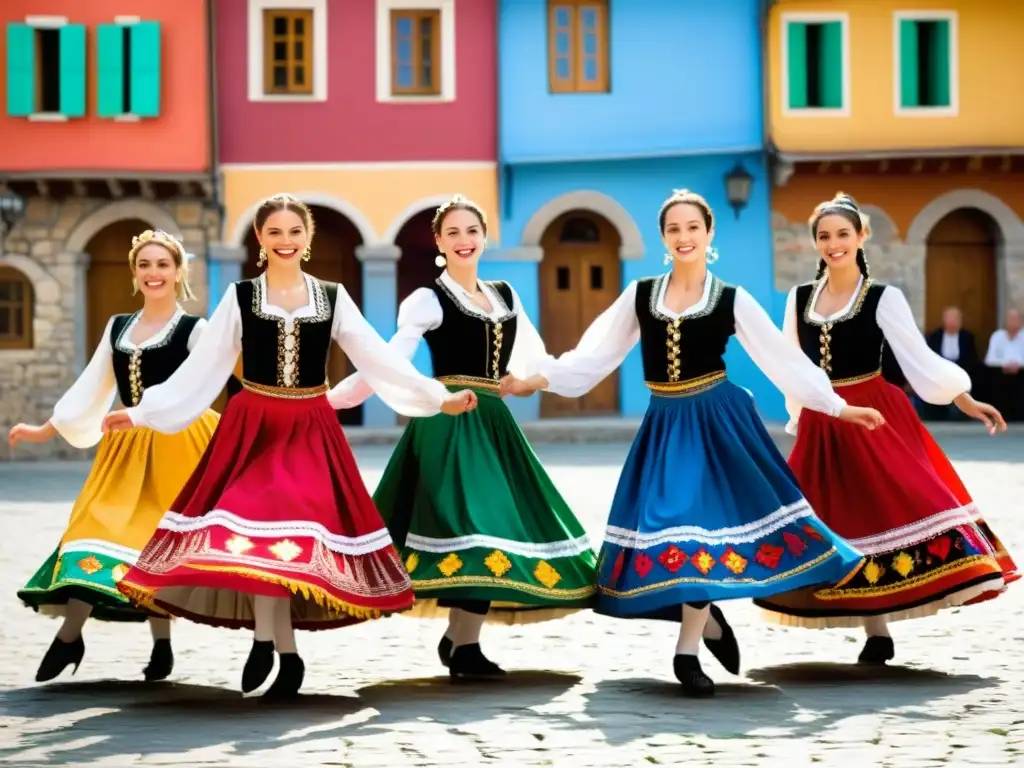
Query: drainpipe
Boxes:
[{"xmin": 207, "ymin": 0, "xmax": 223, "ymax": 248}]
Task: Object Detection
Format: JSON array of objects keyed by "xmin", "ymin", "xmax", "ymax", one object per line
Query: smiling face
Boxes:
[
  {"xmin": 661, "ymin": 202, "xmax": 713, "ymax": 265},
  {"xmin": 813, "ymin": 213, "xmax": 865, "ymax": 272},
  {"xmin": 256, "ymin": 209, "xmax": 309, "ymax": 266},
  {"xmin": 435, "ymin": 208, "xmax": 486, "ymax": 267},
  {"xmin": 133, "ymin": 243, "xmax": 180, "ymax": 299}
]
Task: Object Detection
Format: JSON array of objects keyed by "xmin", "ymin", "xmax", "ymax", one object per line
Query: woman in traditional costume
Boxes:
[
  {"xmin": 329, "ymin": 195, "xmax": 601, "ymax": 680},
  {"xmin": 10, "ymin": 230, "xmax": 218, "ymax": 684},
  {"xmin": 101, "ymin": 194, "xmax": 477, "ymax": 699},
  {"xmin": 754, "ymin": 193, "xmax": 1014, "ymax": 664},
  {"xmin": 500, "ymin": 190, "xmax": 884, "ymax": 697}
]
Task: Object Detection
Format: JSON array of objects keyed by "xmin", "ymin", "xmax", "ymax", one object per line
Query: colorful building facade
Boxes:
[
  {"xmin": 0, "ymin": 0, "xmax": 219, "ymax": 458},
  {"xmin": 768, "ymin": 0, "xmax": 1024, "ymax": 348},
  {"xmin": 212, "ymin": 0, "xmax": 499, "ymax": 427},
  {"xmin": 491, "ymin": 0, "xmax": 782, "ymax": 422}
]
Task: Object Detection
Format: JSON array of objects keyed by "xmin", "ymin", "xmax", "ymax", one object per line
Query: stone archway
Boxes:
[
  {"xmin": 229, "ymin": 192, "xmax": 377, "ymax": 248},
  {"xmin": 66, "ymin": 200, "xmax": 181, "ymax": 255},
  {"xmin": 521, "ymin": 190, "xmax": 645, "ymax": 259}
]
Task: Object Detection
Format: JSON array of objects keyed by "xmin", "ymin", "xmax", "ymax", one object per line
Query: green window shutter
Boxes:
[
  {"xmin": 129, "ymin": 21, "xmax": 161, "ymax": 117},
  {"xmin": 927, "ymin": 20, "xmax": 951, "ymax": 107},
  {"xmin": 6, "ymin": 23, "xmax": 35, "ymax": 117},
  {"xmin": 97, "ymin": 24, "xmax": 125, "ymax": 117},
  {"xmin": 58, "ymin": 24, "xmax": 86, "ymax": 117},
  {"xmin": 899, "ymin": 20, "xmax": 919, "ymax": 107},
  {"xmin": 787, "ymin": 22, "xmax": 808, "ymax": 108},
  {"xmin": 819, "ymin": 21, "xmax": 843, "ymax": 108}
]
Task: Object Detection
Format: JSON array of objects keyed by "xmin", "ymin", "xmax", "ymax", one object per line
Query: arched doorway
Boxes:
[
  {"xmin": 236, "ymin": 204, "xmax": 365, "ymax": 425},
  {"xmin": 539, "ymin": 210, "xmax": 621, "ymax": 417},
  {"xmin": 396, "ymin": 208, "xmax": 443, "ymax": 304},
  {"xmin": 925, "ymin": 208, "xmax": 998, "ymax": 345},
  {"xmin": 85, "ymin": 219, "xmax": 149, "ymax": 403}
]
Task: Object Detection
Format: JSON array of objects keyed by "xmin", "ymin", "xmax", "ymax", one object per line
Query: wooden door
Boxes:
[
  {"xmin": 925, "ymin": 208, "xmax": 998, "ymax": 346},
  {"xmin": 539, "ymin": 212, "xmax": 621, "ymax": 417},
  {"xmin": 85, "ymin": 219, "xmax": 149, "ymax": 405}
]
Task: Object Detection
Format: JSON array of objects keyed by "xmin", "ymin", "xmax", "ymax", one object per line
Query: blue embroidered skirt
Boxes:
[{"xmin": 595, "ymin": 375, "xmax": 864, "ymax": 620}]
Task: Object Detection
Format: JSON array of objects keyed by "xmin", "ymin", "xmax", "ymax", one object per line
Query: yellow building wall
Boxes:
[
  {"xmin": 768, "ymin": 0, "xmax": 1024, "ymax": 153},
  {"xmin": 222, "ymin": 165, "xmax": 499, "ymax": 246}
]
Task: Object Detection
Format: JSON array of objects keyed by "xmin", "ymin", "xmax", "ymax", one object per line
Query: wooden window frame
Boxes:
[
  {"xmin": 893, "ymin": 10, "xmax": 958, "ymax": 117},
  {"xmin": 262, "ymin": 8, "xmax": 314, "ymax": 96},
  {"xmin": 0, "ymin": 267, "xmax": 34, "ymax": 351},
  {"xmin": 389, "ymin": 9, "xmax": 441, "ymax": 96},
  {"xmin": 547, "ymin": 0, "xmax": 610, "ymax": 94},
  {"xmin": 780, "ymin": 12, "xmax": 850, "ymax": 118}
]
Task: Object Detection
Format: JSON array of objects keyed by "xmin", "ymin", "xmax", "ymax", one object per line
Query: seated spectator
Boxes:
[
  {"xmin": 981, "ymin": 308, "xmax": 1024, "ymax": 422},
  {"xmin": 914, "ymin": 306, "xmax": 977, "ymax": 421}
]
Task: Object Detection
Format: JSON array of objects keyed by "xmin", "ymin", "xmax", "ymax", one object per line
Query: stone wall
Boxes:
[{"xmin": 0, "ymin": 196, "xmax": 220, "ymax": 461}]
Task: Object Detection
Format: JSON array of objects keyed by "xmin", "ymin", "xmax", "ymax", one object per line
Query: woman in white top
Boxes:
[{"xmin": 755, "ymin": 192, "xmax": 1015, "ymax": 666}]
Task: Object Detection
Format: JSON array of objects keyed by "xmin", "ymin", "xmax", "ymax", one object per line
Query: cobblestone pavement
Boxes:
[{"xmin": 0, "ymin": 433, "xmax": 1021, "ymax": 767}]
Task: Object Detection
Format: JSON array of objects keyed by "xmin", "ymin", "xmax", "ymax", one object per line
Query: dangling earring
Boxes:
[
  {"xmin": 257, "ymin": 247, "xmax": 267, "ymax": 268},
  {"xmin": 663, "ymin": 253, "xmax": 672, "ymax": 266},
  {"xmin": 131, "ymin": 278, "xmax": 139, "ymax": 295},
  {"xmin": 301, "ymin": 247, "xmax": 311, "ymax": 262},
  {"xmin": 705, "ymin": 246, "xmax": 719, "ymax": 264},
  {"xmin": 435, "ymin": 252, "xmax": 447, "ymax": 268}
]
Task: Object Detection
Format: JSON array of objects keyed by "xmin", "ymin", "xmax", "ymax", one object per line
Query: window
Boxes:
[
  {"xmin": 783, "ymin": 15, "xmax": 848, "ymax": 113},
  {"xmin": 375, "ymin": 0, "xmax": 454, "ymax": 103},
  {"xmin": 548, "ymin": 1, "xmax": 609, "ymax": 93},
  {"xmin": 97, "ymin": 20, "xmax": 162, "ymax": 119},
  {"xmin": 247, "ymin": 0, "xmax": 327, "ymax": 102},
  {"xmin": 6, "ymin": 19, "xmax": 85, "ymax": 119},
  {"xmin": 262, "ymin": 9, "xmax": 313, "ymax": 95},
  {"xmin": 0, "ymin": 267, "xmax": 34, "ymax": 350},
  {"xmin": 896, "ymin": 13, "xmax": 956, "ymax": 113},
  {"xmin": 390, "ymin": 10, "xmax": 440, "ymax": 95}
]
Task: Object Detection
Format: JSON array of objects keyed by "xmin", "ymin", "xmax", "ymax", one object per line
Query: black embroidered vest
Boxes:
[
  {"xmin": 110, "ymin": 311, "xmax": 201, "ymax": 406},
  {"xmin": 635, "ymin": 274, "xmax": 736, "ymax": 383},
  {"xmin": 423, "ymin": 279, "xmax": 518, "ymax": 381},
  {"xmin": 234, "ymin": 277, "xmax": 338, "ymax": 388},
  {"xmin": 794, "ymin": 280, "xmax": 887, "ymax": 381}
]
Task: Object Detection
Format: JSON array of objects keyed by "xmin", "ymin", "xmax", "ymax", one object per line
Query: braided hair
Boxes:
[{"xmin": 809, "ymin": 192, "xmax": 871, "ymax": 280}]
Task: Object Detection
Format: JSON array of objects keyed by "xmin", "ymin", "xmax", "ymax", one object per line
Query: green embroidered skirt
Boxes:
[{"xmin": 373, "ymin": 382, "xmax": 598, "ymax": 625}]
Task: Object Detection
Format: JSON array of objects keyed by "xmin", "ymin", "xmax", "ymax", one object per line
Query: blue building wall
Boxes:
[{"xmin": 498, "ymin": 0, "xmax": 765, "ymax": 164}]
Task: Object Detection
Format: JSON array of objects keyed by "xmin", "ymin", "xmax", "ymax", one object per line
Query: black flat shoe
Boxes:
[
  {"xmin": 704, "ymin": 604, "xmax": 741, "ymax": 675},
  {"xmin": 858, "ymin": 636, "xmax": 895, "ymax": 665},
  {"xmin": 241, "ymin": 640, "xmax": 275, "ymax": 693},
  {"xmin": 673, "ymin": 654, "xmax": 715, "ymax": 697},
  {"xmin": 438, "ymin": 636, "xmax": 453, "ymax": 667},
  {"xmin": 143, "ymin": 638, "xmax": 174, "ymax": 682},
  {"xmin": 263, "ymin": 653, "xmax": 305, "ymax": 699},
  {"xmin": 36, "ymin": 636, "xmax": 85, "ymax": 682},
  {"xmin": 448, "ymin": 643, "xmax": 505, "ymax": 681}
]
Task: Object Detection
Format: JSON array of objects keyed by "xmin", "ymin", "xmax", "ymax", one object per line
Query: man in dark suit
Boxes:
[{"xmin": 917, "ymin": 306, "xmax": 978, "ymax": 420}]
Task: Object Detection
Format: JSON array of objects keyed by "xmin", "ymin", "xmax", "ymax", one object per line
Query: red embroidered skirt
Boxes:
[
  {"xmin": 116, "ymin": 385, "xmax": 415, "ymax": 630},
  {"xmin": 755, "ymin": 373, "xmax": 1014, "ymax": 627}
]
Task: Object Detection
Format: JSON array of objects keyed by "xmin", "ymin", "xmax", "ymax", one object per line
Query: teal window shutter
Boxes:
[
  {"xmin": 787, "ymin": 22, "xmax": 808, "ymax": 108},
  {"xmin": 129, "ymin": 21, "xmax": 161, "ymax": 117},
  {"xmin": 899, "ymin": 20, "xmax": 919, "ymax": 107},
  {"xmin": 6, "ymin": 23, "xmax": 35, "ymax": 117},
  {"xmin": 58, "ymin": 24, "xmax": 86, "ymax": 117},
  {"xmin": 819, "ymin": 22, "xmax": 843, "ymax": 108},
  {"xmin": 927, "ymin": 20, "xmax": 951, "ymax": 107},
  {"xmin": 97, "ymin": 24, "xmax": 125, "ymax": 116}
]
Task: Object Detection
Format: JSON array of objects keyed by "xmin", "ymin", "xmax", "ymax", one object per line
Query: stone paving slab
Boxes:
[{"xmin": 0, "ymin": 436, "xmax": 1021, "ymax": 767}]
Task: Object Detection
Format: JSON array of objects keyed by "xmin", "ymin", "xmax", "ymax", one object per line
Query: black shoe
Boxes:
[
  {"xmin": 36, "ymin": 636, "xmax": 86, "ymax": 682},
  {"xmin": 438, "ymin": 636, "xmax": 453, "ymax": 667},
  {"xmin": 704, "ymin": 604, "xmax": 741, "ymax": 675},
  {"xmin": 858, "ymin": 636, "xmax": 895, "ymax": 665},
  {"xmin": 448, "ymin": 643, "xmax": 506, "ymax": 681},
  {"xmin": 241, "ymin": 640, "xmax": 275, "ymax": 693},
  {"xmin": 263, "ymin": 653, "xmax": 305, "ymax": 699},
  {"xmin": 143, "ymin": 639, "xmax": 174, "ymax": 682},
  {"xmin": 673, "ymin": 654, "xmax": 715, "ymax": 697}
]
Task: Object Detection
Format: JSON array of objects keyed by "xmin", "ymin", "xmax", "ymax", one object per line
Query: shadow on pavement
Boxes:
[
  {"xmin": 0, "ymin": 671, "xmax": 582, "ymax": 764},
  {"xmin": 579, "ymin": 662, "xmax": 999, "ymax": 744}
]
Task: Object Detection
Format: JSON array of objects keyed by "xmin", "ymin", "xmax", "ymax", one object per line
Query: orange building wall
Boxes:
[
  {"xmin": 0, "ymin": 0, "xmax": 209, "ymax": 172},
  {"xmin": 768, "ymin": 0, "xmax": 1024, "ymax": 153}
]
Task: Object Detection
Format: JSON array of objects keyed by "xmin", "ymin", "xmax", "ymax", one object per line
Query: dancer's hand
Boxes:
[
  {"xmin": 837, "ymin": 405, "xmax": 886, "ymax": 430},
  {"xmin": 440, "ymin": 389, "xmax": 478, "ymax": 416},
  {"xmin": 498, "ymin": 374, "xmax": 548, "ymax": 398},
  {"xmin": 953, "ymin": 393, "xmax": 1006, "ymax": 435},
  {"xmin": 8, "ymin": 422, "xmax": 56, "ymax": 448},
  {"xmin": 101, "ymin": 411, "xmax": 135, "ymax": 433}
]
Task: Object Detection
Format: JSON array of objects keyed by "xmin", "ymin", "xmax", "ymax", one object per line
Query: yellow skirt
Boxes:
[{"xmin": 18, "ymin": 411, "xmax": 219, "ymax": 621}]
